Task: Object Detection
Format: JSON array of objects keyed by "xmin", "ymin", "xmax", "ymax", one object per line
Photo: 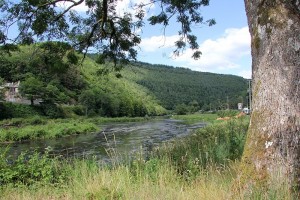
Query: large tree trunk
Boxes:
[{"xmin": 239, "ymin": 0, "xmax": 300, "ymax": 196}]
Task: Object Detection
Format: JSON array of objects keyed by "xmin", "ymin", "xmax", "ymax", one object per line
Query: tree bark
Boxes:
[{"xmin": 238, "ymin": 0, "xmax": 300, "ymax": 196}]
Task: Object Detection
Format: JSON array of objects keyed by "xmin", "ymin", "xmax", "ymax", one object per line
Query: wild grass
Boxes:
[
  {"xmin": 0, "ymin": 118, "xmax": 98, "ymax": 142},
  {"xmin": 171, "ymin": 113, "xmax": 218, "ymax": 124},
  {"xmin": 0, "ymin": 155, "xmax": 234, "ymax": 200},
  {"xmin": 155, "ymin": 117, "xmax": 249, "ymax": 181},
  {"xmin": 86, "ymin": 116, "xmax": 151, "ymax": 124},
  {"xmin": 0, "ymin": 158, "xmax": 292, "ymax": 200}
]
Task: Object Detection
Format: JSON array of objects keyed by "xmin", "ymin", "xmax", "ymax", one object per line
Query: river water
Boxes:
[{"xmin": 1, "ymin": 119, "xmax": 205, "ymax": 163}]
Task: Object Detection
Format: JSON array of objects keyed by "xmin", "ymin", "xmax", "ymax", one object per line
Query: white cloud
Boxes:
[
  {"xmin": 174, "ymin": 27, "xmax": 251, "ymax": 71},
  {"xmin": 139, "ymin": 35, "xmax": 179, "ymax": 52},
  {"xmin": 139, "ymin": 26, "xmax": 251, "ymax": 76}
]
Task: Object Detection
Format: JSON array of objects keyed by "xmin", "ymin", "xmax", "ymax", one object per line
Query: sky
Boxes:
[{"xmin": 9, "ymin": 0, "xmax": 252, "ymax": 79}]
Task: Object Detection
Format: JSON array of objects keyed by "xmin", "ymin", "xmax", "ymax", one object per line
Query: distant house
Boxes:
[
  {"xmin": 3, "ymin": 81, "xmax": 21, "ymax": 103},
  {"xmin": 1, "ymin": 81, "xmax": 42, "ymax": 105}
]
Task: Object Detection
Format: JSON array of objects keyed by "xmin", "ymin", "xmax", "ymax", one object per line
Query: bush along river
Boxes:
[{"xmin": 0, "ymin": 119, "xmax": 206, "ymax": 163}]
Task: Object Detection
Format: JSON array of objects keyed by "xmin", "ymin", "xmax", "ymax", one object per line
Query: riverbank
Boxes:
[
  {"xmin": 0, "ymin": 116, "xmax": 293, "ymax": 199},
  {"xmin": 0, "ymin": 117, "xmax": 98, "ymax": 142},
  {"xmin": 0, "ymin": 116, "xmax": 151, "ymax": 142},
  {"xmin": 0, "ymin": 114, "xmax": 214, "ymax": 143},
  {"xmin": 170, "ymin": 113, "xmax": 218, "ymax": 124}
]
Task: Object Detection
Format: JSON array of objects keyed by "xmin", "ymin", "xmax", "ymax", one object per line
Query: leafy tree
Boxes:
[
  {"xmin": 188, "ymin": 100, "xmax": 199, "ymax": 113},
  {"xmin": 78, "ymin": 89, "xmax": 97, "ymax": 116},
  {"xmin": 175, "ymin": 103, "xmax": 189, "ymax": 115},
  {"xmin": 19, "ymin": 75, "xmax": 44, "ymax": 105},
  {"xmin": 43, "ymin": 83, "xmax": 69, "ymax": 103},
  {"xmin": 1, "ymin": 43, "xmax": 86, "ymax": 105},
  {"xmin": 0, "ymin": 0, "xmax": 215, "ymax": 66}
]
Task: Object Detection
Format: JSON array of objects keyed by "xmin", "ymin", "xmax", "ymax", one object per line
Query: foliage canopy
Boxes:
[{"xmin": 0, "ymin": 0, "xmax": 215, "ymax": 65}]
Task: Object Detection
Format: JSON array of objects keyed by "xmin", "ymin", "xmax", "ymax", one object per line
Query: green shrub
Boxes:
[
  {"xmin": 27, "ymin": 115, "xmax": 47, "ymax": 125},
  {"xmin": 0, "ymin": 149, "xmax": 68, "ymax": 187},
  {"xmin": 72, "ymin": 105, "xmax": 85, "ymax": 116},
  {"xmin": 0, "ymin": 102, "xmax": 13, "ymax": 119},
  {"xmin": 0, "ymin": 116, "xmax": 47, "ymax": 128},
  {"xmin": 174, "ymin": 103, "xmax": 189, "ymax": 115},
  {"xmin": 41, "ymin": 103, "xmax": 65, "ymax": 118},
  {"xmin": 60, "ymin": 105, "xmax": 86, "ymax": 118},
  {"xmin": 0, "ymin": 102, "xmax": 42, "ymax": 119}
]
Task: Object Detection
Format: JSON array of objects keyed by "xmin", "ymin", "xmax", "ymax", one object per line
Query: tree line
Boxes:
[{"xmin": 123, "ymin": 62, "xmax": 248, "ymax": 111}]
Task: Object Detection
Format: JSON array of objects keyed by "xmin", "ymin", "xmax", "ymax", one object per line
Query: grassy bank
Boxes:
[
  {"xmin": 0, "ymin": 113, "xmax": 214, "ymax": 143},
  {"xmin": 170, "ymin": 113, "xmax": 218, "ymax": 124},
  {"xmin": 86, "ymin": 116, "xmax": 152, "ymax": 124},
  {"xmin": 0, "ymin": 115, "xmax": 154, "ymax": 142},
  {"xmin": 0, "ymin": 118, "xmax": 99, "ymax": 142}
]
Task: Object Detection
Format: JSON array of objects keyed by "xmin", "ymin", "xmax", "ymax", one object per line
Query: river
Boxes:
[{"xmin": 1, "ymin": 119, "xmax": 206, "ymax": 163}]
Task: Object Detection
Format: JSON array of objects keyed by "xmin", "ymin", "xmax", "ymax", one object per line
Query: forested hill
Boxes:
[
  {"xmin": 121, "ymin": 62, "xmax": 248, "ymax": 110},
  {"xmin": 0, "ymin": 44, "xmax": 166, "ymax": 117},
  {"xmin": 1, "ymin": 43, "xmax": 247, "ymax": 118}
]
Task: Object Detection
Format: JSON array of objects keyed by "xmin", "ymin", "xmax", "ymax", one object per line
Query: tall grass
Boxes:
[
  {"xmin": 156, "ymin": 117, "xmax": 249, "ymax": 180},
  {"xmin": 0, "ymin": 155, "xmax": 234, "ymax": 200}
]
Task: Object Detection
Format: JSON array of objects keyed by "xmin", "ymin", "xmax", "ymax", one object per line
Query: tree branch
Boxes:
[{"xmin": 52, "ymin": 0, "xmax": 85, "ymax": 22}]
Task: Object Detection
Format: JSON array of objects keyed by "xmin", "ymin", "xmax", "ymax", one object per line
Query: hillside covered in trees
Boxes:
[
  {"xmin": 1, "ymin": 43, "xmax": 248, "ymax": 118},
  {"xmin": 0, "ymin": 43, "xmax": 165, "ymax": 118},
  {"xmin": 119, "ymin": 62, "xmax": 248, "ymax": 111}
]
